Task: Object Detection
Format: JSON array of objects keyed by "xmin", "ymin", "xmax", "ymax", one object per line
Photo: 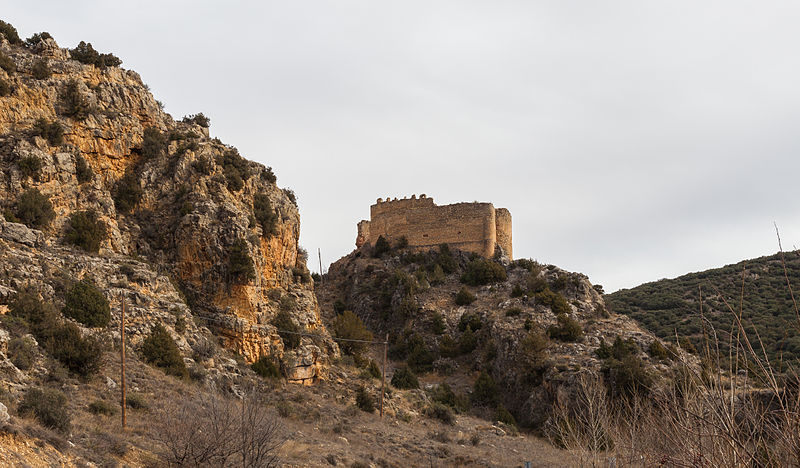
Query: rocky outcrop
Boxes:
[{"xmin": 0, "ymin": 36, "xmax": 336, "ymax": 383}]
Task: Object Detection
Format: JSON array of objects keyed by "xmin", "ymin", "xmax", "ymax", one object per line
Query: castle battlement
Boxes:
[{"xmin": 356, "ymin": 195, "xmax": 512, "ymax": 259}]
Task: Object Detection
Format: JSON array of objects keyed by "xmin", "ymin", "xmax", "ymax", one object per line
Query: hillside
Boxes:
[
  {"xmin": 317, "ymin": 241, "xmax": 695, "ymax": 431},
  {"xmin": 605, "ymin": 251, "xmax": 800, "ymax": 365}
]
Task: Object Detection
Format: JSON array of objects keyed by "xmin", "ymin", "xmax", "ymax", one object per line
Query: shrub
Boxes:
[
  {"xmin": 192, "ymin": 337, "xmax": 216, "ymax": 361},
  {"xmin": 434, "ymin": 243, "xmax": 458, "ymax": 274},
  {"xmin": 366, "ymin": 360, "xmax": 382, "ymax": 379},
  {"xmin": 461, "ymin": 258, "xmax": 507, "ymax": 286},
  {"xmin": 227, "ymin": 239, "xmax": 255, "ymax": 283},
  {"xmin": 0, "ymin": 20, "xmax": 21, "ymax": 44},
  {"xmin": 511, "ymin": 284, "xmax": 525, "ymax": 298},
  {"xmin": 61, "ymin": 79, "xmax": 90, "ymax": 119},
  {"xmin": 391, "ymin": 367, "xmax": 419, "ymax": 389},
  {"xmin": 602, "ymin": 354, "xmax": 653, "ymax": 399},
  {"xmin": 495, "ymin": 405, "xmax": 517, "ymax": 427},
  {"xmin": 69, "ymin": 41, "xmax": 122, "ymax": 68},
  {"xmin": 283, "ymin": 188, "xmax": 297, "ymax": 206},
  {"xmin": 372, "ymin": 235, "xmax": 391, "ymax": 258},
  {"xmin": 431, "ymin": 312, "xmax": 446, "ymax": 335},
  {"xmin": 141, "ymin": 324, "xmax": 187, "ymax": 378},
  {"xmin": 535, "ymin": 288, "xmax": 571, "ymax": 315},
  {"xmin": 253, "ymin": 194, "xmax": 278, "ymax": 237},
  {"xmin": 62, "ymin": 279, "xmax": 110, "ymax": 327},
  {"xmin": 395, "ymin": 236, "xmax": 408, "ymax": 249},
  {"xmin": 355, "ymin": 386, "xmax": 375, "ymax": 413},
  {"xmin": 18, "ymin": 388, "xmax": 70, "ymax": 433},
  {"xmin": 17, "ymin": 156, "xmax": 42, "ymax": 180},
  {"xmin": 65, "ymin": 209, "xmax": 106, "ymax": 252},
  {"xmin": 425, "ymin": 402, "xmax": 454, "ymax": 424},
  {"xmin": 431, "ymin": 383, "xmax": 468, "ymax": 412},
  {"xmin": 333, "ymin": 299, "xmax": 347, "ymax": 315},
  {"xmin": 217, "ymin": 149, "xmax": 250, "ymax": 192},
  {"xmin": 8, "ymin": 336, "xmax": 37, "ymax": 370},
  {"xmin": 74, "ymin": 154, "xmax": 93, "ymax": 183},
  {"xmin": 43, "ymin": 321, "xmax": 103, "ymax": 377},
  {"xmin": 272, "ymin": 309, "xmax": 300, "ymax": 349},
  {"xmin": 32, "ymin": 118, "xmax": 63, "ymax": 145},
  {"xmin": 454, "ymin": 287, "xmax": 476, "ymax": 306},
  {"xmin": 14, "ymin": 188, "xmax": 55, "ymax": 229},
  {"xmin": 8, "ymin": 290, "xmax": 55, "ymax": 333},
  {"xmin": 182, "ymin": 113, "xmax": 210, "ymax": 127},
  {"xmin": 547, "ymin": 313, "xmax": 583, "ymax": 342},
  {"xmin": 251, "ymin": 356, "xmax": 280, "ymax": 379},
  {"xmin": 0, "ymin": 78, "xmax": 10, "ymax": 96},
  {"xmin": 332, "ymin": 310, "xmax": 373, "ymax": 358},
  {"xmin": 471, "ymin": 372, "xmax": 499, "ymax": 407},
  {"xmin": 125, "ymin": 393, "xmax": 149, "ymax": 410},
  {"xmin": 0, "ymin": 51, "xmax": 15, "ymax": 73},
  {"xmin": 458, "ymin": 326, "xmax": 478, "ymax": 354},
  {"xmin": 141, "ymin": 127, "xmax": 166, "ymax": 160},
  {"xmin": 88, "ymin": 399, "xmax": 117, "ymax": 416},
  {"xmin": 25, "ymin": 32, "xmax": 52, "ymax": 47},
  {"xmin": 679, "ymin": 336, "xmax": 698, "ymax": 354},
  {"xmin": 505, "ymin": 306, "xmax": 522, "ymax": 317},
  {"xmin": 31, "ymin": 59, "xmax": 51, "ymax": 80},
  {"xmin": 406, "ymin": 338, "xmax": 435, "ymax": 374},
  {"xmin": 457, "ymin": 313, "xmax": 483, "ymax": 332},
  {"xmin": 191, "ymin": 156, "xmax": 212, "ymax": 175},
  {"xmin": 648, "ymin": 339, "xmax": 673, "ymax": 361},
  {"xmin": 262, "ymin": 166, "xmax": 277, "ymax": 184}
]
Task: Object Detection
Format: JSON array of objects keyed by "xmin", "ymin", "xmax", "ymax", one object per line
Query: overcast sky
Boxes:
[{"xmin": 6, "ymin": 1, "xmax": 800, "ymax": 292}]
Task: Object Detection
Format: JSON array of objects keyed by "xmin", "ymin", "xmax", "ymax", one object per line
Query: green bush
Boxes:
[
  {"xmin": 431, "ymin": 312, "xmax": 446, "ymax": 335},
  {"xmin": 251, "ymin": 356, "xmax": 280, "ymax": 379},
  {"xmin": 18, "ymin": 388, "xmax": 70, "ymax": 433},
  {"xmin": 8, "ymin": 336, "xmax": 37, "ymax": 370},
  {"xmin": 355, "ymin": 386, "xmax": 375, "ymax": 413},
  {"xmin": 602, "ymin": 354, "xmax": 653, "ymax": 399},
  {"xmin": 283, "ymin": 188, "xmax": 297, "ymax": 206},
  {"xmin": 25, "ymin": 32, "xmax": 52, "ymax": 47},
  {"xmin": 679, "ymin": 337, "xmax": 698, "ymax": 355},
  {"xmin": 74, "ymin": 154, "xmax": 93, "ymax": 183},
  {"xmin": 390, "ymin": 366, "xmax": 419, "ymax": 389},
  {"xmin": 457, "ymin": 312, "xmax": 483, "ymax": 332},
  {"xmin": 65, "ymin": 209, "xmax": 106, "ymax": 252},
  {"xmin": 14, "ymin": 188, "xmax": 55, "ymax": 229},
  {"xmin": 8, "ymin": 290, "xmax": 55, "ymax": 332},
  {"xmin": 217, "ymin": 149, "xmax": 250, "ymax": 192},
  {"xmin": 62, "ymin": 279, "xmax": 110, "ymax": 327},
  {"xmin": 332, "ymin": 310, "xmax": 373, "ymax": 358},
  {"xmin": 0, "ymin": 20, "xmax": 21, "ymax": 44},
  {"xmin": 181, "ymin": 113, "xmax": 210, "ymax": 127},
  {"xmin": 253, "ymin": 193, "xmax": 278, "ymax": 237},
  {"xmin": 262, "ymin": 166, "xmax": 277, "ymax": 184},
  {"xmin": 406, "ymin": 338, "xmax": 435, "ymax": 374},
  {"xmin": 141, "ymin": 323, "xmax": 188, "ymax": 378},
  {"xmin": 69, "ymin": 41, "xmax": 122, "ymax": 68},
  {"xmin": 461, "ymin": 258, "xmax": 507, "ymax": 286},
  {"xmin": 61, "ymin": 79, "xmax": 90, "ymax": 119},
  {"xmin": 272, "ymin": 309, "xmax": 300, "ymax": 349},
  {"xmin": 458, "ymin": 326, "xmax": 478, "ymax": 355},
  {"xmin": 372, "ymin": 235, "xmax": 391, "ymax": 258},
  {"xmin": 648, "ymin": 339, "xmax": 673, "ymax": 361},
  {"xmin": 125, "ymin": 393, "xmax": 149, "ymax": 410},
  {"xmin": 366, "ymin": 360, "xmax": 382, "ymax": 379},
  {"xmin": 191, "ymin": 156, "xmax": 212, "ymax": 175},
  {"xmin": 0, "ymin": 51, "xmax": 15, "ymax": 73},
  {"xmin": 45, "ymin": 321, "xmax": 102, "ymax": 377},
  {"xmin": 471, "ymin": 371, "xmax": 499, "ymax": 407},
  {"xmin": 141, "ymin": 127, "xmax": 166, "ymax": 160},
  {"xmin": 495, "ymin": 405, "xmax": 517, "ymax": 427},
  {"xmin": 505, "ymin": 306, "xmax": 522, "ymax": 317},
  {"xmin": 88, "ymin": 399, "xmax": 117, "ymax": 416},
  {"xmin": 32, "ymin": 118, "xmax": 63, "ymax": 145},
  {"xmin": 31, "ymin": 59, "xmax": 51, "ymax": 80},
  {"xmin": 227, "ymin": 239, "xmax": 255, "ymax": 283},
  {"xmin": 547, "ymin": 313, "xmax": 583, "ymax": 342},
  {"xmin": 430, "ymin": 383, "xmax": 468, "ymax": 412},
  {"xmin": 511, "ymin": 284, "xmax": 525, "ymax": 297},
  {"xmin": 454, "ymin": 287, "xmax": 476, "ymax": 306},
  {"xmin": 17, "ymin": 156, "xmax": 42, "ymax": 180},
  {"xmin": 425, "ymin": 402, "xmax": 454, "ymax": 424},
  {"xmin": 434, "ymin": 243, "xmax": 458, "ymax": 274},
  {"xmin": 0, "ymin": 78, "xmax": 10, "ymax": 97},
  {"xmin": 535, "ymin": 288, "xmax": 571, "ymax": 315}
]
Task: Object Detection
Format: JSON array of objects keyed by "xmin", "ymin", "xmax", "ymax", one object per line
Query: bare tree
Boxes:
[{"xmin": 152, "ymin": 390, "xmax": 284, "ymax": 467}]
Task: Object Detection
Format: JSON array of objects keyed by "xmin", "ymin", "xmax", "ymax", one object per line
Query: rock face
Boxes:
[{"xmin": 0, "ymin": 36, "xmax": 336, "ymax": 383}]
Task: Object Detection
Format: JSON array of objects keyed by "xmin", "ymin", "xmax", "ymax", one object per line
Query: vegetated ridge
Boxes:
[{"xmin": 605, "ymin": 250, "xmax": 800, "ymax": 366}]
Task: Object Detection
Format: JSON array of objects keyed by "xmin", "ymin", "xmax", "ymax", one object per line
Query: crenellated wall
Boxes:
[{"xmin": 356, "ymin": 195, "xmax": 512, "ymax": 259}]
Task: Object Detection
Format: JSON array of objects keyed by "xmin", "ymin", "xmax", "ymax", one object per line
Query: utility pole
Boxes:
[
  {"xmin": 121, "ymin": 296, "xmax": 127, "ymax": 430},
  {"xmin": 318, "ymin": 248, "xmax": 324, "ymax": 283},
  {"xmin": 380, "ymin": 333, "xmax": 388, "ymax": 418}
]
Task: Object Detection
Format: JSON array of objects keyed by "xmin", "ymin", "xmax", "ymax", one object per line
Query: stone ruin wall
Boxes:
[{"xmin": 357, "ymin": 195, "xmax": 512, "ymax": 259}]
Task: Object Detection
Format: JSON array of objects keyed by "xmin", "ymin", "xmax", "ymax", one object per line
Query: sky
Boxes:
[{"xmin": 6, "ymin": 1, "xmax": 800, "ymax": 292}]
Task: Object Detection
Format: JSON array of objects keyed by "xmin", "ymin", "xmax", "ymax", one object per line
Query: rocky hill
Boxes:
[
  {"xmin": 0, "ymin": 27, "xmax": 335, "ymax": 383},
  {"xmin": 317, "ymin": 242, "xmax": 695, "ymax": 431},
  {"xmin": 605, "ymin": 251, "xmax": 800, "ymax": 365}
]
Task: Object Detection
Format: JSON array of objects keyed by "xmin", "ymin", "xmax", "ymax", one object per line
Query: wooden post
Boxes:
[
  {"xmin": 318, "ymin": 248, "xmax": 324, "ymax": 283},
  {"xmin": 121, "ymin": 296, "xmax": 127, "ymax": 430},
  {"xmin": 380, "ymin": 333, "xmax": 388, "ymax": 418}
]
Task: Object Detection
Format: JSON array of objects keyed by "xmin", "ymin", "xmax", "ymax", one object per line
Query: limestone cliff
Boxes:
[{"xmin": 0, "ymin": 35, "xmax": 336, "ymax": 383}]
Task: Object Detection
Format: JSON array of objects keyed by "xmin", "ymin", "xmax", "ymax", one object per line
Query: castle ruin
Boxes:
[{"xmin": 356, "ymin": 195, "xmax": 512, "ymax": 259}]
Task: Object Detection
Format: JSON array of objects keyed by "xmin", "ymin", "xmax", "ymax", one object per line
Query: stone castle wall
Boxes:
[{"xmin": 356, "ymin": 195, "xmax": 512, "ymax": 259}]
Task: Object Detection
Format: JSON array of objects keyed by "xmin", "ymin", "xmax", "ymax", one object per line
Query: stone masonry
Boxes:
[{"xmin": 356, "ymin": 195, "xmax": 512, "ymax": 259}]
